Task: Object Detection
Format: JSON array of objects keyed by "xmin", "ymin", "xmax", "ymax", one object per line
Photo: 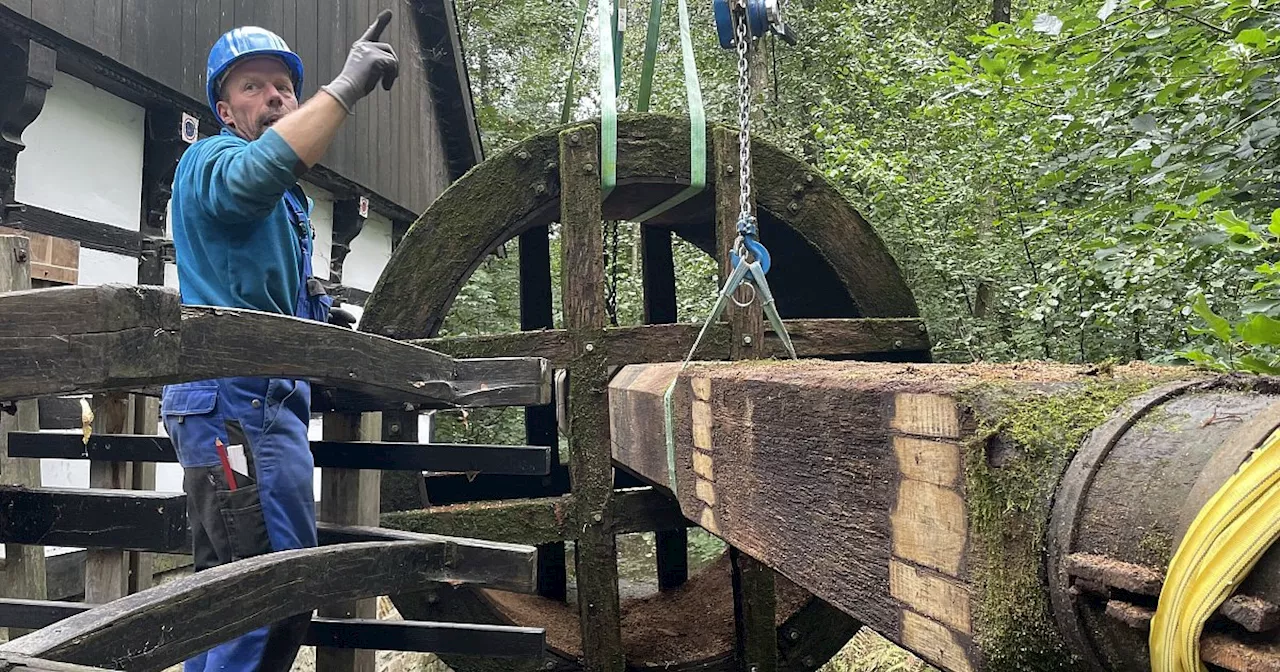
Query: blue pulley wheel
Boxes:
[{"xmin": 713, "ymin": 0, "xmax": 798, "ymax": 49}]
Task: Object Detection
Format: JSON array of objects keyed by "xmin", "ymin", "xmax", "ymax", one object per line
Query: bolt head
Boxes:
[
  {"xmin": 569, "ymin": 132, "xmax": 581, "ymax": 145},
  {"xmin": 517, "ymin": 150, "xmax": 531, "ymax": 161},
  {"xmin": 894, "ymin": 339, "xmax": 904, "ymax": 349},
  {"xmin": 544, "ymin": 662, "xmax": 555, "ymax": 670},
  {"xmin": 592, "ymin": 512, "xmax": 603, "ymax": 523},
  {"xmin": 802, "ymin": 656, "xmax": 815, "ymax": 667},
  {"xmin": 804, "ymin": 173, "xmax": 815, "ymax": 183},
  {"xmin": 14, "ymin": 248, "xmax": 27, "ymax": 263},
  {"xmin": 788, "ymin": 201, "xmax": 800, "ymax": 213},
  {"xmin": 743, "ymin": 335, "xmax": 753, "ymax": 345},
  {"xmin": 534, "ymin": 183, "xmax": 547, "ymax": 195},
  {"xmin": 389, "ymin": 423, "xmax": 401, "ymax": 434},
  {"xmin": 582, "ymin": 164, "xmax": 595, "ymax": 174},
  {"xmin": 585, "ymin": 343, "xmax": 596, "ymax": 352},
  {"xmin": 788, "ymin": 629, "xmax": 800, "ymax": 640}
]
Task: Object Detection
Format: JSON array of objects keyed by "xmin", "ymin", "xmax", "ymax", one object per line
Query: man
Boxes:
[{"xmin": 160, "ymin": 11, "xmax": 398, "ymax": 672}]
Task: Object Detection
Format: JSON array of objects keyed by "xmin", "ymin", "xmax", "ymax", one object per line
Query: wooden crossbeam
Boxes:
[
  {"xmin": 0, "ymin": 599, "xmax": 546, "ymax": 657},
  {"xmin": 379, "ymin": 487, "xmax": 690, "ymax": 545},
  {"xmin": 0, "ymin": 538, "xmax": 536, "ymax": 670},
  {"xmin": 413, "ymin": 317, "xmax": 930, "ymax": 367},
  {"xmin": 7, "ymin": 432, "xmax": 552, "ymax": 476},
  {"xmin": 0, "ymin": 486, "xmax": 187, "ymax": 553},
  {"xmin": 0, "ymin": 284, "xmax": 550, "ymax": 409}
]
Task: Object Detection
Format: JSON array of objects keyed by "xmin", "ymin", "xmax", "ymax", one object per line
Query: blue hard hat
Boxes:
[{"xmin": 206, "ymin": 26, "xmax": 304, "ymax": 121}]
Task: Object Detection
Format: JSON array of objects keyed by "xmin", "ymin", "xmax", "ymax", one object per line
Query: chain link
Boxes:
[{"xmin": 734, "ymin": 4, "xmax": 752, "ymax": 227}]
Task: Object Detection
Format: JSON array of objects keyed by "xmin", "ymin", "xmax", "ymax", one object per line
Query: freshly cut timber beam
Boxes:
[
  {"xmin": 0, "ymin": 486, "xmax": 187, "ymax": 552},
  {"xmin": 7, "ymin": 432, "xmax": 553, "ymax": 476},
  {"xmin": 0, "ymin": 283, "xmax": 550, "ymax": 409},
  {"xmin": 608, "ymin": 360, "xmax": 1280, "ymax": 672},
  {"xmin": 0, "ymin": 599, "xmax": 546, "ymax": 657},
  {"xmin": 0, "ymin": 538, "xmax": 537, "ymax": 671},
  {"xmin": 413, "ymin": 318, "xmax": 929, "ymax": 367}
]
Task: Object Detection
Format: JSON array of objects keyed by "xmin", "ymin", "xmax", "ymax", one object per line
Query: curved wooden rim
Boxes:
[
  {"xmin": 2, "ymin": 538, "xmax": 535, "ymax": 671},
  {"xmin": 359, "ymin": 113, "xmax": 918, "ymax": 339}
]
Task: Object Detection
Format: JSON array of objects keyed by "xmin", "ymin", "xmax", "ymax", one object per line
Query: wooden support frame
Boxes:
[
  {"xmin": 0, "ymin": 486, "xmax": 188, "ymax": 552},
  {"xmin": 713, "ymin": 126, "xmax": 778, "ymax": 672},
  {"xmin": 0, "ymin": 536, "xmax": 537, "ymax": 671},
  {"xmin": 0, "ymin": 234, "xmax": 47, "ymax": 638},
  {"xmin": 317, "ymin": 413, "xmax": 382, "ymax": 672},
  {"xmin": 558, "ymin": 124, "xmax": 625, "ymax": 672},
  {"xmin": 0, "ymin": 599, "xmax": 547, "ymax": 658},
  {"xmin": 0, "ymin": 284, "xmax": 551, "ymax": 410},
  {"xmin": 7, "ymin": 432, "xmax": 553, "ymax": 476}
]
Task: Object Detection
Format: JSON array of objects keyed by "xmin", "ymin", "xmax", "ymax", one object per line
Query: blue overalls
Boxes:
[{"xmin": 162, "ymin": 186, "xmax": 330, "ymax": 672}]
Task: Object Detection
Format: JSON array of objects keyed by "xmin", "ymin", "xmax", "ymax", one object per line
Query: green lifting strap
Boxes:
[
  {"xmin": 599, "ymin": 0, "xmax": 618, "ymax": 199},
  {"xmin": 560, "ymin": 0, "xmax": 591, "ymax": 125},
  {"xmin": 632, "ymin": 0, "xmax": 706, "ymax": 223}
]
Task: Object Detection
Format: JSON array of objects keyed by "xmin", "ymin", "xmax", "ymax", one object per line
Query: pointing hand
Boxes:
[{"xmin": 321, "ymin": 9, "xmax": 400, "ymax": 114}]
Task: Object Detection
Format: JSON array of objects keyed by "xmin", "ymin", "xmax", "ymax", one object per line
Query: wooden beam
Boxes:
[
  {"xmin": 0, "ymin": 37, "xmax": 55, "ymax": 214},
  {"xmin": 7, "ymin": 432, "xmax": 552, "ymax": 475},
  {"xmin": 84, "ymin": 392, "xmax": 133, "ymax": 602},
  {"xmin": 640, "ymin": 224, "xmax": 688, "ymax": 593},
  {"xmin": 0, "ymin": 284, "xmax": 551, "ymax": 409},
  {"xmin": 318, "ymin": 413, "xmax": 382, "ymax": 672},
  {"xmin": 558, "ymin": 124, "xmax": 624, "ymax": 672},
  {"xmin": 377, "ymin": 409, "xmax": 430, "ymax": 512},
  {"xmin": 713, "ymin": 125, "xmax": 777, "ymax": 672},
  {"xmin": 6, "ymin": 204, "xmax": 142, "ymax": 257},
  {"xmin": 379, "ymin": 487, "xmax": 690, "ymax": 545},
  {"xmin": 0, "ymin": 538, "xmax": 537, "ymax": 670},
  {"xmin": 0, "ymin": 486, "xmax": 188, "ymax": 553},
  {"xmin": 412, "ymin": 318, "xmax": 930, "ymax": 367},
  {"xmin": 0, "ymin": 599, "xmax": 546, "ymax": 658},
  {"xmin": 0, "ymin": 235, "xmax": 46, "ymax": 639},
  {"xmin": 519, "ymin": 224, "xmax": 568, "ymax": 602},
  {"xmin": 127, "ymin": 397, "xmax": 158, "ymax": 594}
]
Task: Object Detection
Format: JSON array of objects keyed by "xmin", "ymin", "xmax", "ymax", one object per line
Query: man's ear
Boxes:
[{"xmin": 215, "ymin": 99, "xmax": 235, "ymax": 128}]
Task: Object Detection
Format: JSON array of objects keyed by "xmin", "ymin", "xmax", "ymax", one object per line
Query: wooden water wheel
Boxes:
[{"xmin": 359, "ymin": 113, "xmax": 933, "ymax": 671}]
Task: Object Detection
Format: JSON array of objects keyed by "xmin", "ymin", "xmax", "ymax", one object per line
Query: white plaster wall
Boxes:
[
  {"xmin": 77, "ymin": 248, "xmax": 139, "ymax": 286},
  {"xmin": 300, "ymin": 181, "xmax": 334, "ymax": 281},
  {"xmin": 343, "ymin": 212, "xmax": 393, "ymax": 292},
  {"xmin": 14, "ymin": 71, "xmax": 145, "ymax": 231}
]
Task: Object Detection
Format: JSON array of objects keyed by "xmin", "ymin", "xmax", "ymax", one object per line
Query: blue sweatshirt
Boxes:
[{"xmin": 169, "ymin": 128, "xmax": 309, "ymax": 315}]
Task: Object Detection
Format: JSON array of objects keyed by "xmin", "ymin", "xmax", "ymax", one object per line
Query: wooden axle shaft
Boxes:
[{"xmin": 607, "ymin": 360, "xmax": 1280, "ymax": 672}]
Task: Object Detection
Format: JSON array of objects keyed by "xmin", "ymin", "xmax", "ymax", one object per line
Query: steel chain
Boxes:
[{"xmin": 735, "ymin": 4, "xmax": 752, "ymax": 228}]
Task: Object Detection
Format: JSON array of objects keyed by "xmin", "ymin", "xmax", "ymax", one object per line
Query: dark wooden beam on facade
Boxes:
[
  {"xmin": 0, "ymin": 35, "xmax": 54, "ymax": 216},
  {"xmin": 4, "ymin": 204, "xmax": 142, "ymax": 257}
]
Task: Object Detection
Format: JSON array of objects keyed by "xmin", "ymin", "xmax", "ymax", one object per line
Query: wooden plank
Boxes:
[
  {"xmin": 519, "ymin": 224, "xmax": 569, "ymax": 601},
  {"xmin": 0, "ymin": 599, "xmax": 546, "ymax": 657},
  {"xmin": 714, "ymin": 126, "xmax": 777, "ymax": 672},
  {"xmin": 639, "ymin": 225, "xmax": 688, "ymax": 592},
  {"xmin": 414, "ymin": 318, "xmax": 930, "ymax": 367},
  {"xmin": 380, "ymin": 487, "xmax": 690, "ymax": 545},
  {"xmin": 317, "ymin": 412, "xmax": 381, "ymax": 672},
  {"xmin": 0, "ymin": 236, "xmax": 46, "ymax": 640},
  {"xmin": 92, "ymin": 0, "xmax": 121, "ymax": 62},
  {"xmin": 85, "ymin": 391, "xmax": 133, "ymax": 602},
  {"xmin": 8, "ymin": 432, "xmax": 552, "ymax": 475},
  {"xmin": 558, "ymin": 124, "xmax": 624, "ymax": 672},
  {"xmin": 0, "ymin": 538, "xmax": 535, "ymax": 670},
  {"xmin": 0, "ymin": 284, "xmax": 549, "ymax": 407},
  {"xmin": 0, "ymin": 486, "xmax": 187, "ymax": 552}
]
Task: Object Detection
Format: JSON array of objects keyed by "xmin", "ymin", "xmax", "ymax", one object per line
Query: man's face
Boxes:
[{"xmin": 215, "ymin": 56, "xmax": 298, "ymax": 141}]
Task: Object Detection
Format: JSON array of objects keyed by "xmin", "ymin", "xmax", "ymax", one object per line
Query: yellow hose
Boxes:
[{"xmin": 1149, "ymin": 426, "xmax": 1280, "ymax": 672}]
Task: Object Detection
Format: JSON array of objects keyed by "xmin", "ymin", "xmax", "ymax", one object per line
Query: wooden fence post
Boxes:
[
  {"xmin": 316, "ymin": 411, "xmax": 382, "ymax": 672},
  {"xmin": 128, "ymin": 397, "xmax": 158, "ymax": 593},
  {"xmin": 84, "ymin": 392, "xmax": 134, "ymax": 603},
  {"xmin": 0, "ymin": 234, "xmax": 47, "ymax": 638}
]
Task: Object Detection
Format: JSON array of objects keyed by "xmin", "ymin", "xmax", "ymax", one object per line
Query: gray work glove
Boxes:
[{"xmin": 321, "ymin": 10, "xmax": 399, "ymax": 114}]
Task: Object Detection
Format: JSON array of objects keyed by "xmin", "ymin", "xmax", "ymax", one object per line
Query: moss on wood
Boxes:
[{"xmin": 955, "ymin": 370, "xmax": 1184, "ymax": 671}]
